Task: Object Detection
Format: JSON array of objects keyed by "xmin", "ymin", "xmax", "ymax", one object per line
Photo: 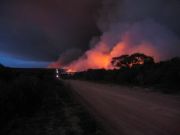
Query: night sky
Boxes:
[
  {"xmin": 0, "ymin": 0, "xmax": 180, "ymax": 68},
  {"xmin": 0, "ymin": 0, "xmax": 102, "ymax": 67}
]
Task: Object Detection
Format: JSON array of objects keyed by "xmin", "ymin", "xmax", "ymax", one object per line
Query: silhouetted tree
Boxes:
[
  {"xmin": 111, "ymin": 55, "xmax": 131, "ymax": 69},
  {"xmin": 130, "ymin": 53, "xmax": 154, "ymax": 65},
  {"xmin": 111, "ymin": 53, "xmax": 154, "ymax": 69}
]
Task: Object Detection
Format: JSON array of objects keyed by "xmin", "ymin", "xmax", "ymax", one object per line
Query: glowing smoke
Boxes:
[
  {"xmin": 48, "ymin": 49, "xmax": 82, "ymax": 68},
  {"xmin": 51, "ymin": 0, "xmax": 180, "ymax": 72}
]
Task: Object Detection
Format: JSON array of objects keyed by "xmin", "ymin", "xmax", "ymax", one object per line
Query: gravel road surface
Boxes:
[{"xmin": 68, "ymin": 80, "xmax": 180, "ymax": 135}]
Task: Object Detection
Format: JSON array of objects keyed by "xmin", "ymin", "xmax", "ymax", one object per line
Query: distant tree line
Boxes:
[{"xmin": 64, "ymin": 53, "xmax": 180, "ymax": 94}]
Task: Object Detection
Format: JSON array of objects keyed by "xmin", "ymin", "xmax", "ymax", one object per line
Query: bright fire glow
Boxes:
[
  {"xmin": 49, "ymin": 31, "xmax": 160, "ymax": 72},
  {"xmin": 65, "ymin": 37, "xmax": 159, "ymax": 72}
]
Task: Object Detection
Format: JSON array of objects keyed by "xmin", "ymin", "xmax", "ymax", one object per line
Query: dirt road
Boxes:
[{"xmin": 68, "ymin": 80, "xmax": 180, "ymax": 135}]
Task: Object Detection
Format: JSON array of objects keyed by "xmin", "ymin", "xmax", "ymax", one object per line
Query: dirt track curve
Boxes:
[{"xmin": 68, "ymin": 80, "xmax": 180, "ymax": 135}]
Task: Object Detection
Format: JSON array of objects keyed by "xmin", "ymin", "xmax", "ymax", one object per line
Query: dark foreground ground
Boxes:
[
  {"xmin": 68, "ymin": 80, "xmax": 180, "ymax": 135},
  {"xmin": 0, "ymin": 69, "xmax": 104, "ymax": 135}
]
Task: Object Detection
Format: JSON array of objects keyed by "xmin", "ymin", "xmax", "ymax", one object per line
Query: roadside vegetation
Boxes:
[
  {"xmin": 65, "ymin": 53, "xmax": 180, "ymax": 94},
  {"xmin": 0, "ymin": 68, "xmax": 104, "ymax": 135}
]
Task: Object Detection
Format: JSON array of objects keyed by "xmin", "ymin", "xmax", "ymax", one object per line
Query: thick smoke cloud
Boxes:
[
  {"xmin": 0, "ymin": 0, "xmax": 102, "ymax": 66},
  {"xmin": 63, "ymin": 0, "xmax": 180, "ymax": 71},
  {"xmin": 48, "ymin": 49, "xmax": 82, "ymax": 68},
  {"xmin": 101, "ymin": 0, "xmax": 180, "ymax": 59},
  {"xmin": 99, "ymin": 0, "xmax": 180, "ymax": 34}
]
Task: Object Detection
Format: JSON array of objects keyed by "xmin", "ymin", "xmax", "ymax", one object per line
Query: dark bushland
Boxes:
[
  {"xmin": 0, "ymin": 68, "xmax": 104, "ymax": 135},
  {"xmin": 0, "ymin": 68, "xmax": 59, "ymax": 130},
  {"xmin": 66, "ymin": 55, "xmax": 180, "ymax": 94}
]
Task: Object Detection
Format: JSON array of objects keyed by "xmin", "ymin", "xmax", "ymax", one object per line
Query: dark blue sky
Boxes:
[
  {"xmin": 0, "ymin": 53, "xmax": 49, "ymax": 68},
  {"xmin": 0, "ymin": 0, "xmax": 101, "ymax": 67}
]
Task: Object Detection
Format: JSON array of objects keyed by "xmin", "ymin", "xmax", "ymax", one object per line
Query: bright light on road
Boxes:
[
  {"xmin": 56, "ymin": 69, "xmax": 59, "ymax": 78},
  {"xmin": 56, "ymin": 69, "xmax": 59, "ymax": 74},
  {"xmin": 56, "ymin": 74, "xmax": 59, "ymax": 78}
]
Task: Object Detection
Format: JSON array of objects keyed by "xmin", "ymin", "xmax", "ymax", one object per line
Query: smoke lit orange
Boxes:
[{"xmin": 65, "ymin": 34, "xmax": 159, "ymax": 72}]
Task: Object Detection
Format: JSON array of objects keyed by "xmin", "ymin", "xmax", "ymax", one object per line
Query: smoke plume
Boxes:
[
  {"xmin": 51, "ymin": 0, "xmax": 180, "ymax": 72},
  {"xmin": 48, "ymin": 49, "xmax": 82, "ymax": 68}
]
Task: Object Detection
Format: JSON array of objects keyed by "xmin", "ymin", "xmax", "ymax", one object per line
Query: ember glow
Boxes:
[
  {"xmin": 48, "ymin": 0, "xmax": 180, "ymax": 72},
  {"xmin": 64, "ymin": 18, "xmax": 180, "ymax": 72},
  {"xmin": 65, "ymin": 38, "xmax": 158, "ymax": 72}
]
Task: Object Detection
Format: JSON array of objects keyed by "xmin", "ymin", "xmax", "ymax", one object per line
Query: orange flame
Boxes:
[{"xmin": 65, "ymin": 35, "xmax": 159, "ymax": 72}]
